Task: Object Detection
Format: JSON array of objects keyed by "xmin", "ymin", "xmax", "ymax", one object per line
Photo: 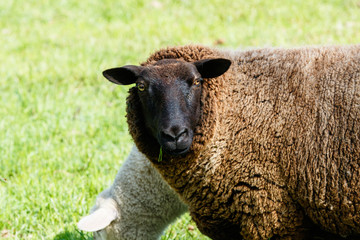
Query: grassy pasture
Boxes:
[{"xmin": 1, "ymin": 0, "xmax": 360, "ymax": 239}]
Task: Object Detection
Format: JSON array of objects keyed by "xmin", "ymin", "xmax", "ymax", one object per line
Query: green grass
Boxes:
[{"xmin": 1, "ymin": 0, "xmax": 360, "ymax": 239}]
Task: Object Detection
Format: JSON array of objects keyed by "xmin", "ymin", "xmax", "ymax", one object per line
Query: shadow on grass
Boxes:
[{"xmin": 54, "ymin": 229, "xmax": 93, "ymax": 240}]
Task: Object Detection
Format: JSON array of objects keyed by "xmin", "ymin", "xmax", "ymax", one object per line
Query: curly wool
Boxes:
[{"xmin": 125, "ymin": 45, "xmax": 360, "ymax": 239}]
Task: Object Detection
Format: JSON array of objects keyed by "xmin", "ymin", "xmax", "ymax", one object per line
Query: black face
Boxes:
[
  {"xmin": 103, "ymin": 58, "xmax": 231, "ymax": 156},
  {"xmin": 136, "ymin": 61, "xmax": 203, "ymax": 155}
]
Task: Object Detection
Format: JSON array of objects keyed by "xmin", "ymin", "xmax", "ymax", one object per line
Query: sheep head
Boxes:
[{"xmin": 103, "ymin": 58, "xmax": 231, "ymax": 156}]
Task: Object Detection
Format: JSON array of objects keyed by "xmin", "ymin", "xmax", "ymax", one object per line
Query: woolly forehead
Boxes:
[{"xmin": 140, "ymin": 59, "xmax": 201, "ymax": 84}]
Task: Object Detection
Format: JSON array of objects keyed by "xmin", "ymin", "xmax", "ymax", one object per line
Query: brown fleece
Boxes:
[{"xmin": 124, "ymin": 45, "xmax": 360, "ymax": 239}]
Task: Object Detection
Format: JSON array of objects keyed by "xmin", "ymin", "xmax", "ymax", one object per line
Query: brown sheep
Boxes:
[{"xmin": 102, "ymin": 45, "xmax": 360, "ymax": 239}]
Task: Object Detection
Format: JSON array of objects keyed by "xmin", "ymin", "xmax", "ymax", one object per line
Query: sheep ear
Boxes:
[
  {"xmin": 194, "ymin": 58, "xmax": 231, "ymax": 78},
  {"xmin": 77, "ymin": 206, "xmax": 118, "ymax": 232},
  {"xmin": 103, "ymin": 65, "xmax": 143, "ymax": 85}
]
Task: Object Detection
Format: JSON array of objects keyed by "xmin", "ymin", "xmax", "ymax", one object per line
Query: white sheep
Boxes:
[{"xmin": 78, "ymin": 145, "xmax": 187, "ymax": 240}]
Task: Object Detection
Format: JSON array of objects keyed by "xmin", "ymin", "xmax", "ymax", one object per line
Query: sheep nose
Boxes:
[
  {"xmin": 159, "ymin": 125, "xmax": 193, "ymax": 155},
  {"xmin": 161, "ymin": 126, "xmax": 189, "ymax": 142}
]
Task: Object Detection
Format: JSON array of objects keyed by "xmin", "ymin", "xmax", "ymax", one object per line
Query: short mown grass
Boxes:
[{"xmin": 1, "ymin": 0, "xmax": 360, "ymax": 239}]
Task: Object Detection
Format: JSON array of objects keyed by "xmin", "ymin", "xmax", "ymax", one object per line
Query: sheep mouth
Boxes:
[{"xmin": 162, "ymin": 145, "xmax": 190, "ymax": 156}]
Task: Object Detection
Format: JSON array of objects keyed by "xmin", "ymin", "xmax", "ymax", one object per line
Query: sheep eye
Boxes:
[
  {"xmin": 193, "ymin": 78, "xmax": 202, "ymax": 86},
  {"xmin": 137, "ymin": 83, "xmax": 146, "ymax": 91}
]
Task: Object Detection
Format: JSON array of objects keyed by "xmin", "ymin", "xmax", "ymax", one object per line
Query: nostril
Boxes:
[
  {"xmin": 161, "ymin": 127, "xmax": 188, "ymax": 142},
  {"xmin": 161, "ymin": 131, "xmax": 176, "ymax": 141},
  {"xmin": 176, "ymin": 129, "xmax": 188, "ymax": 140}
]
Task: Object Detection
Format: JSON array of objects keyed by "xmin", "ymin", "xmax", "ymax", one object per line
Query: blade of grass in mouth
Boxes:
[{"xmin": 158, "ymin": 146, "xmax": 163, "ymax": 162}]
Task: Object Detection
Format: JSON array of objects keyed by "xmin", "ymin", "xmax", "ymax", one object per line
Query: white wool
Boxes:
[{"xmin": 78, "ymin": 145, "xmax": 188, "ymax": 240}]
